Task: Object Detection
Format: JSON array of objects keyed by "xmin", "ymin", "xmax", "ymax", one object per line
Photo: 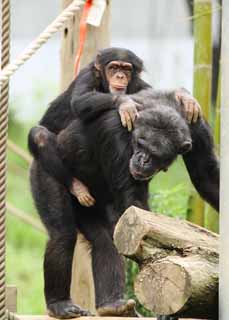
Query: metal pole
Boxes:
[{"xmin": 219, "ymin": 0, "xmax": 229, "ymax": 319}]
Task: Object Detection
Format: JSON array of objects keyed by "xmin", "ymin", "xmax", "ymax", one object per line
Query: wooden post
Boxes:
[
  {"xmin": 6, "ymin": 286, "xmax": 17, "ymax": 313},
  {"xmin": 61, "ymin": 0, "xmax": 111, "ymax": 91},
  {"xmin": 188, "ymin": 0, "xmax": 212, "ymax": 226},
  {"xmin": 220, "ymin": 1, "xmax": 229, "ymax": 319},
  {"xmin": 60, "ymin": 0, "xmax": 111, "ymax": 313}
]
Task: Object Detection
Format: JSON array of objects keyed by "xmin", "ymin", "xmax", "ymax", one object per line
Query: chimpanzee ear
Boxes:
[
  {"xmin": 94, "ymin": 53, "xmax": 102, "ymax": 71},
  {"xmin": 179, "ymin": 140, "xmax": 192, "ymax": 154}
]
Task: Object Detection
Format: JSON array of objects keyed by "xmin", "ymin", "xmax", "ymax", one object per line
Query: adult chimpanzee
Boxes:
[
  {"xmin": 28, "ymin": 48, "xmax": 202, "ymax": 319},
  {"xmin": 29, "ymin": 89, "xmax": 219, "ymax": 320}
]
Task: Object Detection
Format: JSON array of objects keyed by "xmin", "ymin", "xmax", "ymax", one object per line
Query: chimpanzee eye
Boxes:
[
  {"xmin": 110, "ymin": 65, "xmax": 118, "ymax": 70},
  {"xmin": 123, "ymin": 66, "xmax": 132, "ymax": 72},
  {"xmin": 124, "ymin": 70, "xmax": 131, "ymax": 76}
]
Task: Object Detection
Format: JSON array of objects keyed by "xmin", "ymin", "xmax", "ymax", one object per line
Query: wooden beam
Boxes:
[{"xmin": 61, "ymin": 0, "xmax": 111, "ymax": 313}]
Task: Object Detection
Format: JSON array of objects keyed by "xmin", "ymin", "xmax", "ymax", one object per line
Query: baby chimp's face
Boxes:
[{"xmin": 130, "ymin": 106, "xmax": 192, "ymax": 181}]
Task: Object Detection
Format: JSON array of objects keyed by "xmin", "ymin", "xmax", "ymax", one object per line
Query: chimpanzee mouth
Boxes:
[
  {"xmin": 113, "ymin": 87, "xmax": 127, "ymax": 93},
  {"xmin": 114, "ymin": 85, "xmax": 126, "ymax": 89},
  {"xmin": 129, "ymin": 165, "xmax": 156, "ymax": 181},
  {"xmin": 110, "ymin": 86, "xmax": 126, "ymax": 95}
]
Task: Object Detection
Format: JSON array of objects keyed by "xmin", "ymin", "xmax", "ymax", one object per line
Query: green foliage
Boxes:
[
  {"xmin": 6, "ymin": 111, "xmax": 47, "ymax": 314},
  {"xmin": 149, "ymin": 184, "xmax": 189, "ymax": 219},
  {"xmin": 6, "ymin": 216, "xmax": 46, "ymax": 314}
]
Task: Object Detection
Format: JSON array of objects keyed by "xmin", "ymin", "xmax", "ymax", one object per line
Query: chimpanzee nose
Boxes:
[
  {"xmin": 117, "ymin": 72, "xmax": 124, "ymax": 79},
  {"xmin": 140, "ymin": 154, "xmax": 149, "ymax": 166}
]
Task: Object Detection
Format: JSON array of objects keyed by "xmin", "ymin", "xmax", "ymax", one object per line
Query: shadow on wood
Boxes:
[{"xmin": 114, "ymin": 206, "xmax": 219, "ymax": 319}]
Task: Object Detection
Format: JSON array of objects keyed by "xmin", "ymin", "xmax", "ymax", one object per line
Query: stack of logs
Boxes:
[{"xmin": 114, "ymin": 206, "xmax": 219, "ymax": 319}]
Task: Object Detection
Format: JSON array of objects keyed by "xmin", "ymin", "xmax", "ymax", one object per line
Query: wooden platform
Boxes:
[
  {"xmin": 18, "ymin": 317, "xmax": 156, "ymax": 320},
  {"xmin": 17, "ymin": 316, "xmax": 205, "ymax": 320}
]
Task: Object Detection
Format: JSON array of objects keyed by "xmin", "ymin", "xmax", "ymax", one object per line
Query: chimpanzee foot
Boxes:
[
  {"xmin": 97, "ymin": 299, "xmax": 137, "ymax": 317},
  {"xmin": 70, "ymin": 178, "xmax": 96, "ymax": 207},
  {"xmin": 47, "ymin": 300, "xmax": 91, "ymax": 319}
]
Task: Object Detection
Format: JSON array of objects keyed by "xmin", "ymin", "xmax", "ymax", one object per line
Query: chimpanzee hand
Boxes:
[
  {"xmin": 70, "ymin": 178, "xmax": 95, "ymax": 207},
  {"xmin": 118, "ymin": 97, "xmax": 140, "ymax": 131},
  {"xmin": 175, "ymin": 90, "xmax": 202, "ymax": 123}
]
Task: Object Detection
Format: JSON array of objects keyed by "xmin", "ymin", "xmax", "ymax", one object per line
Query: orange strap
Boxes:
[{"xmin": 74, "ymin": 0, "xmax": 93, "ymax": 77}]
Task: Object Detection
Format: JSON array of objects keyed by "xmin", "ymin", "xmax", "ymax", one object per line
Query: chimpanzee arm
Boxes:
[
  {"xmin": 71, "ymin": 74, "xmax": 152, "ymax": 118},
  {"xmin": 183, "ymin": 119, "xmax": 219, "ymax": 211},
  {"xmin": 71, "ymin": 92, "xmax": 117, "ymax": 122},
  {"xmin": 72, "ymin": 88, "xmax": 153, "ymax": 123},
  {"xmin": 28, "ymin": 126, "xmax": 74, "ymax": 190}
]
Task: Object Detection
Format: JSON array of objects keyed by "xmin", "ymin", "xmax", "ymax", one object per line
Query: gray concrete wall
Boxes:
[
  {"xmin": 11, "ymin": 0, "xmax": 60, "ymax": 38},
  {"xmin": 10, "ymin": 0, "xmax": 190, "ymax": 39}
]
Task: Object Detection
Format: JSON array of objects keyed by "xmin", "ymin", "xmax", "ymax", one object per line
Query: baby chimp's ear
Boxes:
[
  {"xmin": 94, "ymin": 52, "xmax": 102, "ymax": 71},
  {"xmin": 179, "ymin": 140, "xmax": 192, "ymax": 154}
]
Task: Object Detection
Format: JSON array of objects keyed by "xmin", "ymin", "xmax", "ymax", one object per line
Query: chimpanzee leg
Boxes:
[
  {"xmin": 78, "ymin": 214, "xmax": 136, "ymax": 316},
  {"xmin": 183, "ymin": 119, "xmax": 219, "ymax": 211},
  {"xmin": 30, "ymin": 162, "xmax": 90, "ymax": 318},
  {"xmin": 28, "ymin": 126, "xmax": 73, "ymax": 189}
]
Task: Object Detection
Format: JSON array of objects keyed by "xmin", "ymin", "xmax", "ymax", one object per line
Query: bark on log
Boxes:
[{"xmin": 114, "ymin": 206, "xmax": 219, "ymax": 319}]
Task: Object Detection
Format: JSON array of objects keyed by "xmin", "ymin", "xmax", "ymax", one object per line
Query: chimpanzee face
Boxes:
[
  {"xmin": 105, "ymin": 61, "xmax": 133, "ymax": 94},
  {"xmin": 129, "ymin": 107, "xmax": 192, "ymax": 181},
  {"xmin": 95, "ymin": 48, "xmax": 143, "ymax": 94}
]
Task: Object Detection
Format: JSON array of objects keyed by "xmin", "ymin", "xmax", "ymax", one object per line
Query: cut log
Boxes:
[{"xmin": 114, "ymin": 206, "xmax": 219, "ymax": 319}]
